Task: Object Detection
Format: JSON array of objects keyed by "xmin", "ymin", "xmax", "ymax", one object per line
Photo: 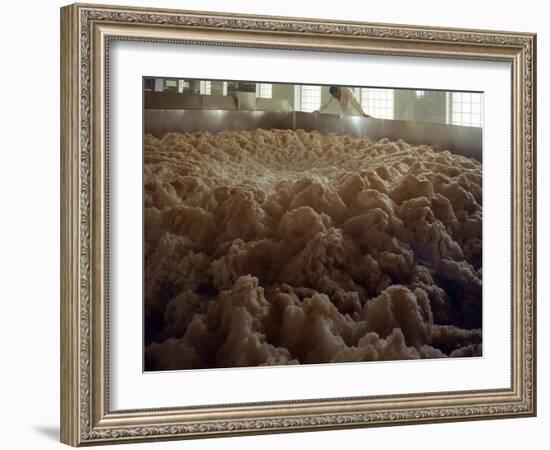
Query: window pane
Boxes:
[
  {"xmin": 300, "ymin": 85, "xmax": 321, "ymax": 112},
  {"xmin": 199, "ymin": 81, "xmax": 211, "ymax": 95},
  {"xmin": 256, "ymin": 83, "xmax": 273, "ymax": 99},
  {"xmin": 360, "ymin": 88, "xmax": 394, "ymax": 119},
  {"xmin": 450, "ymin": 92, "xmax": 483, "ymax": 127}
]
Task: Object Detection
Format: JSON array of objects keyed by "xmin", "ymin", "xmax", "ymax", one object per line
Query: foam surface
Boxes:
[{"xmin": 143, "ymin": 129, "xmax": 482, "ymax": 370}]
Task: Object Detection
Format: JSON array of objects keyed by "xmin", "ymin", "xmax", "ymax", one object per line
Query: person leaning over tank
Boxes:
[{"xmin": 315, "ymin": 86, "xmax": 371, "ymax": 118}]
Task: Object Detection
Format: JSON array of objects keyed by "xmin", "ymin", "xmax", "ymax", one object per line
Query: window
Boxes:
[
  {"xmin": 415, "ymin": 90, "xmax": 425, "ymax": 97},
  {"xmin": 177, "ymin": 80, "xmax": 189, "ymax": 93},
  {"xmin": 360, "ymin": 88, "xmax": 394, "ymax": 119},
  {"xmin": 256, "ymin": 83, "xmax": 273, "ymax": 98},
  {"xmin": 450, "ymin": 92, "xmax": 483, "ymax": 127},
  {"xmin": 199, "ymin": 81, "xmax": 212, "ymax": 95},
  {"xmin": 163, "ymin": 79, "xmax": 178, "ymax": 92},
  {"xmin": 299, "ymin": 85, "xmax": 322, "ymax": 112}
]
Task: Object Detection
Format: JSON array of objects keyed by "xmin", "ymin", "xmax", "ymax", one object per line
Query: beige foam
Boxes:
[{"xmin": 143, "ymin": 129, "xmax": 482, "ymax": 370}]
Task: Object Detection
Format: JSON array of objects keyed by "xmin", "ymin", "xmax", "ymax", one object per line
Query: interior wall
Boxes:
[
  {"xmin": 394, "ymin": 90, "xmax": 448, "ymax": 123},
  {"xmin": 153, "ymin": 78, "xmax": 163, "ymax": 92},
  {"xmin": 211, "ymin": 81, "xmax": 225, "ymax": 95},
  {"xmin": 271, "ymin": 83, "xmax": 295, "ymax": 109}
]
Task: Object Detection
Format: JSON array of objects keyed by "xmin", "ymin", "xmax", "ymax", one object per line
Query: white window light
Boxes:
[
  {"xmin": 256, "ymin": 83, "xmax": 273, "ymax": 99},
  {"xmin": 299, "ymin": 85, "xmax": 322, "ymax": 112},
  {"xmin": 450, "ymin": 92, "xmax": 483, "ymax": 127},
  {"xmin": 360, "ymin": 88, "xmax": 394, "ymax": 119},
  {"xmin": 199, "ymin": 80, "xmax": 212, "ymax": 95},
  {"xmin": 164, "ymin": 79, "xmax": 177, "ymax": 91}
]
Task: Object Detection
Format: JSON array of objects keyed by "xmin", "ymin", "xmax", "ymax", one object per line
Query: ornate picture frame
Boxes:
[{"xmin": 60, "ymin": 3, "xmax": 536, "ymax": 446}]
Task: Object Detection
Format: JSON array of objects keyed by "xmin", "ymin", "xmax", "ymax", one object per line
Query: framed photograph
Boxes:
[{"xmin": 60, "ymin": 3, "xmax": 536, "ymax": 446}]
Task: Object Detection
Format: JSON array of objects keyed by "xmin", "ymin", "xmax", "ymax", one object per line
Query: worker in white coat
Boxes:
[{"xmin": 316, "ymin": 86, "xmax": 371, "ymax": 117}]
